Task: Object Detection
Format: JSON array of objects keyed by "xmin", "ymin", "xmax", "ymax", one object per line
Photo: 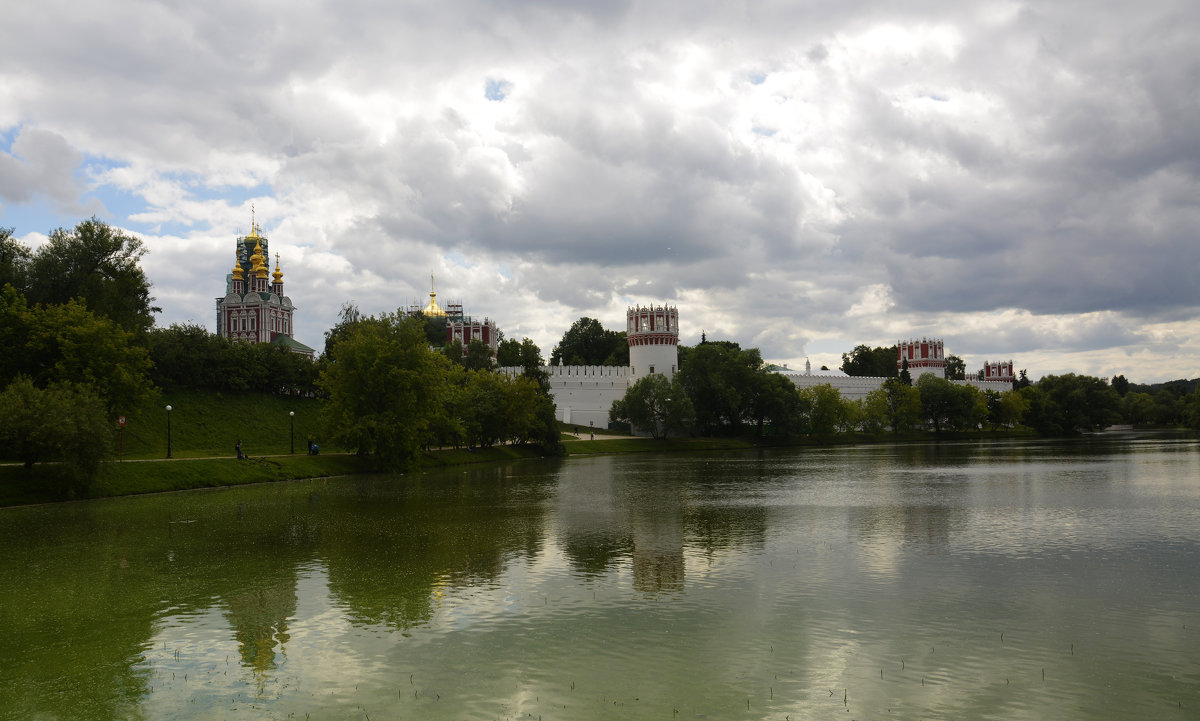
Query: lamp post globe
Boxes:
[
  {"xmin": 165, "ymin": 405, "xmax": 173, "ymax": 459},
  {"xmin": 289, "ymin": 411, "xmax": 295, "ymax": 454}
]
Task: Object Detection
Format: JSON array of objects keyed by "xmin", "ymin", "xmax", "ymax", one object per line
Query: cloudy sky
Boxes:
[{"xmin": 2, "ymin": 0, "xmax": 1198, "ymax": 382}]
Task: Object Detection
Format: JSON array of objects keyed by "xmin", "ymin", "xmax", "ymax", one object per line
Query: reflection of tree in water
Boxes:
[
  {"xmin": 561, "ymin": 533, "xmax": 633, "ymax": 577},
  {"xmin": 320, "ymin": 469, "xmax": 552, "ymax": 630},
  {"xmin": 0, "ymin": 489, "xmax": 317, "ymax": 719},
  {"xmin": 222, "ymin": 579, "xmax": 297, "ymax": 691},
  {"xmin": 685, "ymin": 505, "xmax": 768, "ymax": 558}
]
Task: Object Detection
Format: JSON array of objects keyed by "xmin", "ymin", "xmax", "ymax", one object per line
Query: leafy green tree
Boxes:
[
  {"xmin": 840, "ymin": 344, "xmax": 898, "ymax": 377},
  {"xmin": 461, "ymin": 370, "xmax": 510, "ymax": 446},
  {"xmin": 318, "ymin": 313, "xmax": 453, "ymax": 470},
  {"xmin": 144, "ymin": 324, "xmax": 315, "ymax": 395},
  {"xmin": 744, "ymin": 372, "xmax": 804, "ymax": 438},
  {"xmin": 899, "ymin": 358, "xmax": 912, "ymax": 386},
  {"xmin": 442, "ymin": 339, "xmax": 465, "ymax": 365},
  {"xmin": 917, "ymin": 375, "xmax": 984, "ymax": 433},
  {"xmin": 1020, "ymin": 374, "xmax": 1121, "ymax": 435},
  {"xmin": 1182, "ymin": 388, "xmax": 1200, "ymax": 430},
  {"xmin": 2, "ymin": 289, "xmax": 153, "ymax": 412},
  {"xmin": 857, "ymin": 390, "xmax": 887, "ymax": 434},
  {"xmin": 1122, "ymin": 392, "xmax": 1156, "ymax": 425},
  {"xmin": 944, "ymin": 354, "xmax": 966, "ymax": 381},
  {"xmin": 0, "ymin": 377, "xmax": 111, "ymax": 495},
  {"xmin": 0, "ymin": 227, "xmax": 30, "ymax": 291},
  {"xmin": 496, "ymin": 338, "xmax": 522, "ymax": 367},
  {"xmin": 550, "ymin": 317, "xmax": 627, "ymax": 366},
  {"xmin": 25, "ymin": 218, "xmax": 159, "ymax": 334},
  {"xmin": 797, "ymin": 383, "xmax": 851, "ymax": 435},
  {"xmin": 145, "ymin": 323, "xmax": 222, "ymax": 390},
  {"xmin": 323, "ymin": 302, "xmax": 363, "ymax": 360},
  {"xmin": 984, "ymin": 389, "xmax": 1028, "ymax": 429},
  {"xmin": 677, "ymin": 343, "xmax": 764, "ymax": 435},
  {"xmin": 610, "ymin": 373, "xmax": 693, "ymax": 439},
  {"xmin": 1014, "ymin": 369, "xmax": 1032, "ymax": 390},
  {"xmin": 463, "ymin": 340, "xmax": 496, "ymax": 371},
  {"xmin": 861, "ymin": 378, "xmax": 922, "ymax": 433},
  {"xmin": 1151, "ymin": 390, "xmax": 1182, "ymax": 425},
  {"xmin": 1111, "ymin": 374, "xmax": 1130, "ymax": 397}
]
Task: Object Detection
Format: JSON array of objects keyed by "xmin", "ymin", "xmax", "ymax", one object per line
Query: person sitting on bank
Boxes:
[{"xmin": 235, "ymin": 440, "xmax": 243, "ymax": 460}]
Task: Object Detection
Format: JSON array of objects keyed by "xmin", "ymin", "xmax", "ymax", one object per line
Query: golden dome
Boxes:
[
  {"xmin": 250, "ymin": 238, "xmax": 268, "ymax": 278},
  {"xmin": 272, "ymin": 253, "xmax": 284, "ymax": 283},
  {"xmin": 232, "ymin": 249, "xmax": 244, "ymax": 279},
  {"xmin": 421, "ymin": 275, "xmax": 446, "ymax": 316}
]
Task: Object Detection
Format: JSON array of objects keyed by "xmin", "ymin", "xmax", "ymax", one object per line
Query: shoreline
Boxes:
[{"xmin": 5, "ymin": 427, "xmax": 1182, "ymax": 508}]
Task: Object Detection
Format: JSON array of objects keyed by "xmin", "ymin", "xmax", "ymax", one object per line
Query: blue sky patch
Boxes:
[{"xmin": 485, "ymin": 78, "xmax": 512, "ymax": 101}]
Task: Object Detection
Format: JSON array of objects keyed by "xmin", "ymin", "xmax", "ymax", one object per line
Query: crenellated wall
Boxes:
[
  {"xmin": 499, "ymin": 366, "xmax": 631, "ymax": 427},
  {"xmin": 780, "ymin": 373, "xmax": 1014, "ymax": 400},
  {"xmin": 780, "ymin": 374, "xmax": 893, "ymax": 401}
]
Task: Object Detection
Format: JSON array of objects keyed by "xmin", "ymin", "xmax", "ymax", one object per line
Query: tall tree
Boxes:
[
  {"xmin": 550, "ymin": 317, "xmax": 627, "ymax": 366},
  {"xmin": 2, "ymin": 288, "xmax": 153, "ymax": 412},
  {"xmin": 944, "ymin": 354, "xmax": 966, "ymax": 380},
  {"xmin": 797, "ymin": 383, "xmax": 852, "ymax": 436},
  {"xmin": 323, "ymin": 302, "xmax": 363, "ymax": 360},
  {"xmin": 462, "ymin": 340, "xmax": 496, "ymax": 371},
  {"xmin": 25, "ymin": 218, "xmax": 159, "ymax": 334},
  {"xmin": 318, "ymin": 313, "xmax": 453, "ymax": 470},
  {"xmin": 1019, "ymin": 374, "xmax": 1121, "ymax": 434},
  {"xmin": 0, "ymin": 377, "xmax": 111, "ymax": 496},
  {"xmin": 861, "ymin": 378, "xmax": 922, "ymax": 433},
  {"xmin": 0, "ymin": 227, "xmax": 30, "ymax": 292},
  {"xmin": 677, "ymin": 343, "xmax": 764, "ymax": 435},
  {"xmin": 917, "ymin": 374, "xmax": 984, "ymax": 433},
  {"xmin": 610, "ymin": 373, "xmax": 693, "ymax": 439},
  {"xmin": 744, "ymin": 372, "xmax": 804, "ymax": 438},
  {"xmin": 840, "ymin": 344, "xmax": 898, "ymax": 377}
]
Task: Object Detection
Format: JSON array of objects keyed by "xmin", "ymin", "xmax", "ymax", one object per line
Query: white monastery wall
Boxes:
[
  {"xmin": 503, "ymin": 319, "xmax": 1015, "ymax": 429},
  {"xmin": 781, "ymin": 373, "xmax": 1014, "ymax": 401},
  {"xmin": 780, "ymin": 374, "xmax": 891, "ymax": 402},
  {"xmin": 499, "ymin": 365, "xmax": 631, "ymax": 428}
]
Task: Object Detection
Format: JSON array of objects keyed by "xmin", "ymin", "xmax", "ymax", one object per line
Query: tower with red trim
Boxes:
[
  {"xmin": 980, "ymin": 360, "xmax": 1015, "ymax": 384},
  {"xmin": 897, "ymin": 338, "xmax": 945, "ymax": 379},
  {"xmin": 627, "ymin": 304, "xmax": 679, "ymax": 379}
]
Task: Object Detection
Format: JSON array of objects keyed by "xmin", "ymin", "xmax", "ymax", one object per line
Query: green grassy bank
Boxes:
[
  {"xmin": 117, "ymin": 390, "xmax": 324, "ymax": 459},
  {"xmin": 0, "ymin": 389, "xmax": 1040, "ymax": 507}
]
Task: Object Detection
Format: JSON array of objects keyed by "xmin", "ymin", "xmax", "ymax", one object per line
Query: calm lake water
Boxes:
[{"xmin": 2, "ymin": 435, "xmax": 1198, "ymax": 720}]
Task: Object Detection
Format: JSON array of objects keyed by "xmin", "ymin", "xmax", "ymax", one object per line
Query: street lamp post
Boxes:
[
  {"xmin": 165, "ymin": 404, "xmax": 173, "ymax": 459},
  {"xmin": 289, "ymin": 411, "xmax": 295, "ymax": 454}
]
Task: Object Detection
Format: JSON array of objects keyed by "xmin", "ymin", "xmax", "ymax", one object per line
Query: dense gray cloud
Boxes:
[
  {"xmin": 1, "ymin": 0, "xmax": 1198, "ymax": 381},
  {"xmin": 0, "ymin": 128, "xmax": 93, "ymax": 214}
]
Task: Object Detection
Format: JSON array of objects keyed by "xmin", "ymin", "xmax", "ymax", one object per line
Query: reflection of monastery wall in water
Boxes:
[{"xmin": 632, "ymin": 508, "xmax": 685, "ymax": 593}]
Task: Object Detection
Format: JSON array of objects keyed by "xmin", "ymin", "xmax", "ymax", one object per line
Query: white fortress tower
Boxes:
[
  {"xmin": 897, "ymin": 338, "xmax": 946, "ymax": 379},
  {"xmin": 501, "ymin": 303, "xmax": 680, "ymax": 428},
  {"xmin": 627, "ymin": 304, "xmax": 680, "ymax": 380}
]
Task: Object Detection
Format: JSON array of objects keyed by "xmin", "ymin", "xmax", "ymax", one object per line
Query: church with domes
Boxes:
[{"xmin": 215, "ymin": 215, "xmax": 314, "ymax": 357}]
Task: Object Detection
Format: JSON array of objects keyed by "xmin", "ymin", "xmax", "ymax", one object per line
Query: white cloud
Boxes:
[{"xmin": 1, "ymin": 0, "xmax": 1198, "ymax": 381}]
